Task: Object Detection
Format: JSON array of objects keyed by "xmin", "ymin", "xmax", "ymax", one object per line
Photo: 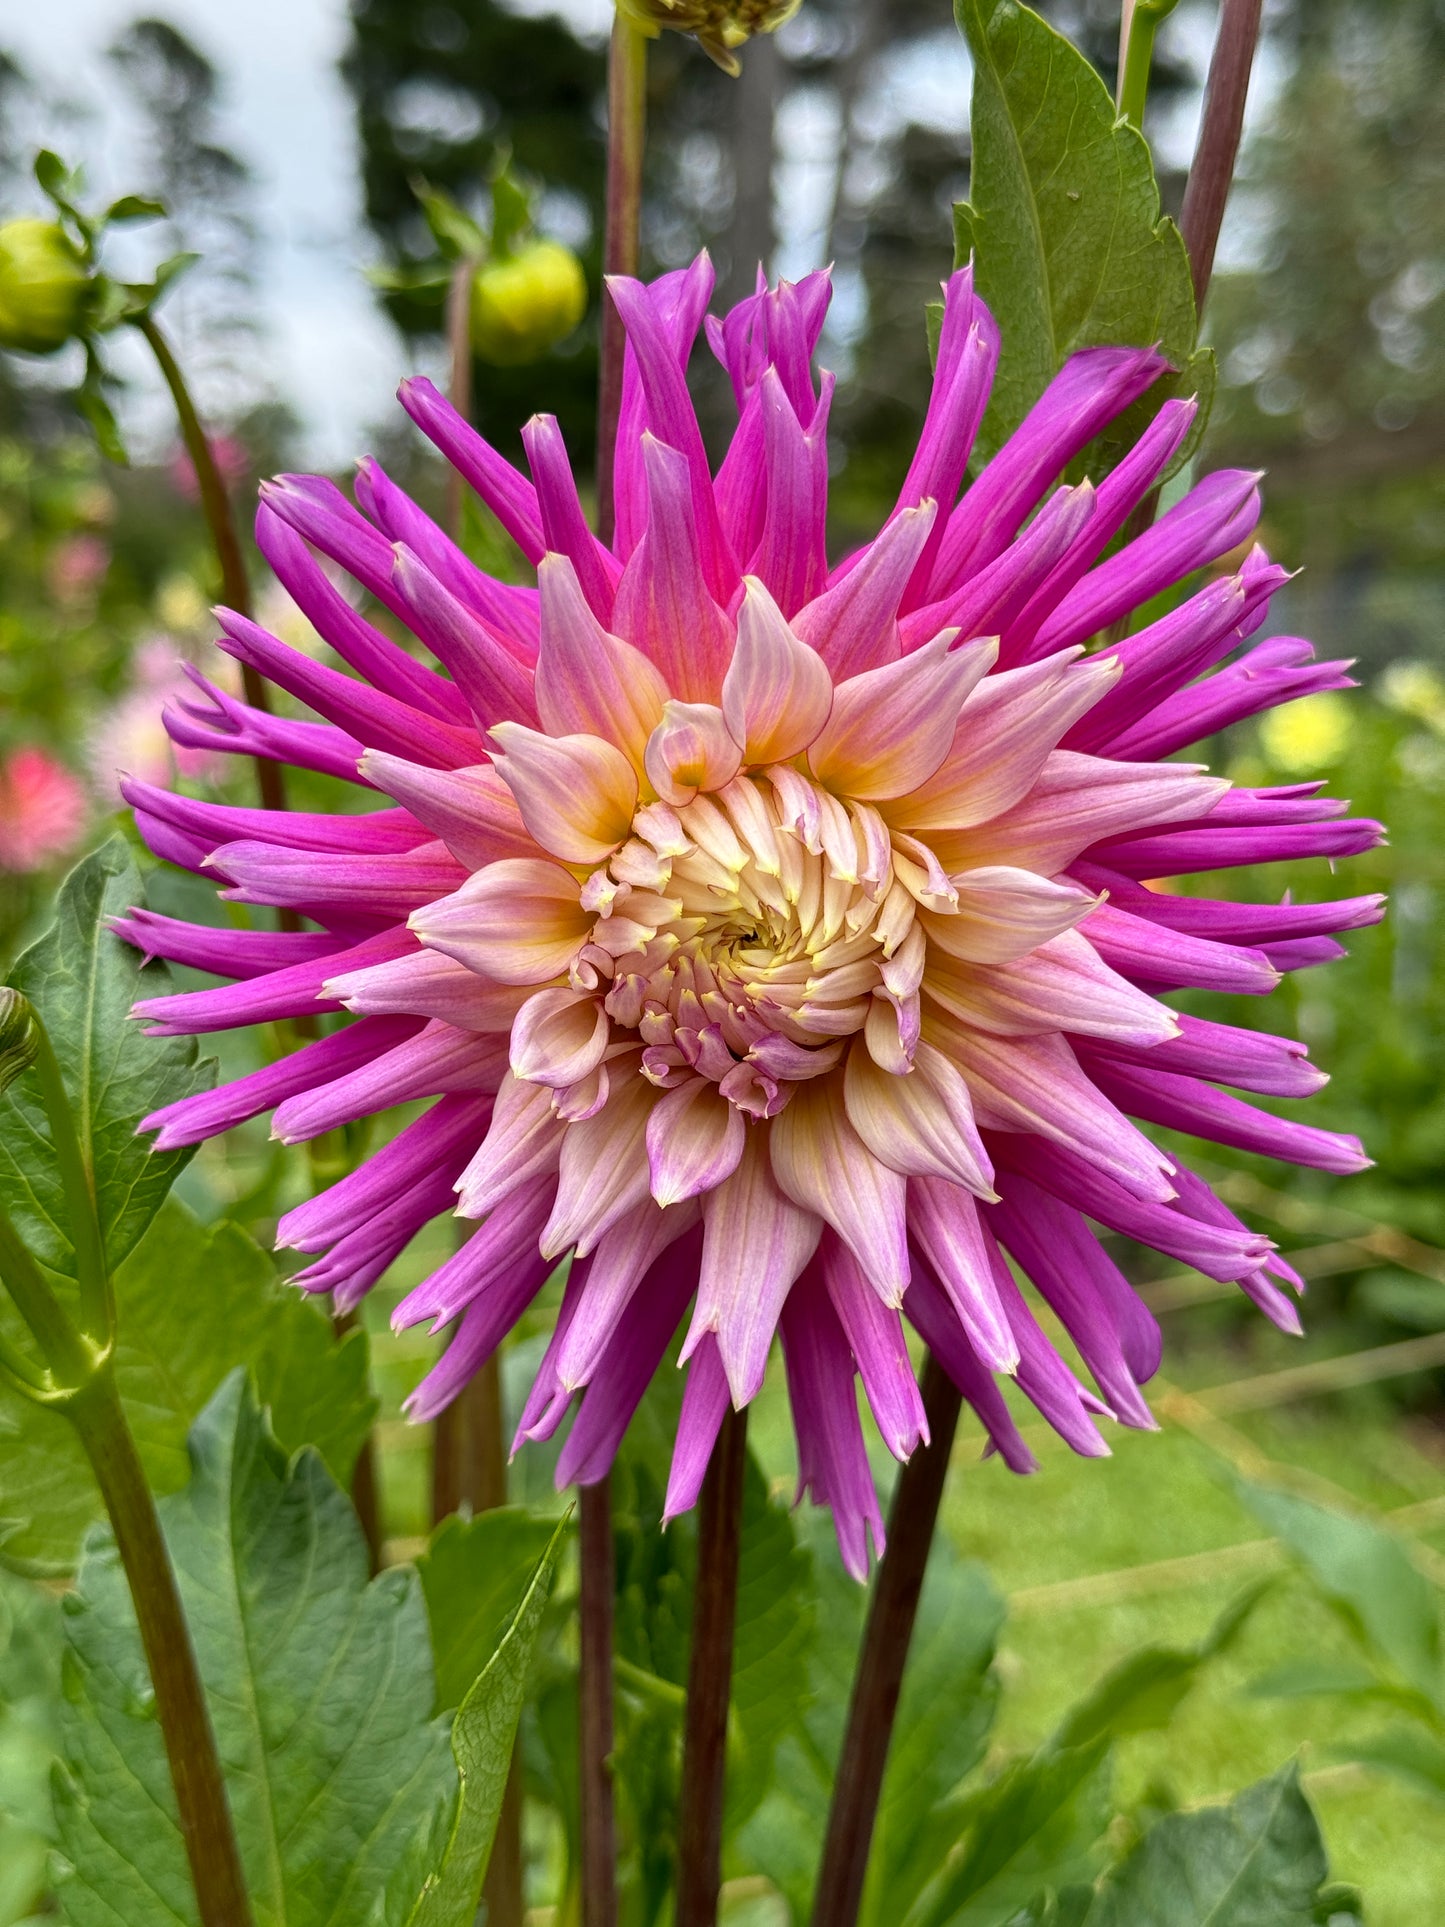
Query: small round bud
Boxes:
[
  {"xmin": 0, "ymin": 219, "xmax": 91, "ymax": 356},
  {"xmin": 469, "ymin": 241, "xmax": 588, "ymax": 368},
  {"xmin": 616, "ymin": 0, "xmax": 801, "ymax": 74},
  {"xmin": 0, "ymin": 988, "xmax": 39, "ymax": 1097}
]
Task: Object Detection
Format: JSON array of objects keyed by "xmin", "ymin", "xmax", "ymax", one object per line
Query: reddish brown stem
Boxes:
[
  {"xmin": 675, "ymin": 1404, "xmax": 749, "ymax": 1927},
  {"xmin": 1180, "ymin": 0, "xmax": 1266, "ymax": 316},
  {"xmin": 595, "ymin": 14, "xmax": 648, "ymax": 546},
  {"xmin": 808, "ymin": 1356, "xmax": 963, "ymax": 1927},
  {"xmin": 579, "ymin": 1479, "xmax": 619, "ymax": 1927},
  {"xmin": 69, "ymin": 1364, "xmax": 254, "ymax": 1927}
]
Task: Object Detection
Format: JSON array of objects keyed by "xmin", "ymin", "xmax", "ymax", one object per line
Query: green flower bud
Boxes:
[
  {"xmin": 616, "ymin": 0, "xmax": 801, "ymax": 75},
  {"xmin": 0, "ymin": 988, "xmax": 39, "ymax": 1097},
  {"xmin": 469, "ymin": 240, "xmax": 588, "ymax": 368},
  {"xmin": 0, "ymin": 219, "xmax": 90, "ymax": 356}
]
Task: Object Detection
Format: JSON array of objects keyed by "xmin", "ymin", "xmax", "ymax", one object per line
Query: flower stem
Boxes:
[
  {"xmin": 1117, "ymin": 0, "xmax": 1180, "ymax": 130},
  {"xmin": 808, "ymin": 1354, "xmax": 963, "ymax": 1927},
  {"xmin": 675, "ymin": 1402, "xmax": 749, "ymax": 1927},
  {"xmin": 578, "ymin": 1478, "xmax": 619, "ymax": 1927},
  {"xmin": 67, "ymin": 1360, "xmax": 254, "ymax": 1927},
  {"xmin": 1179, "ymin": 0, "xmax": 1264, "ymax": 315},
  {"xmin": 1111, "ymin": 0, "xmax": 1263, "ymax": 559},
  {"xmin": 596, "ymin": 12, "xmax": 648, "ymax": 546},
  {"xmin": 134, "ymin": 309, "xmax": 287, "ymax": 816}
]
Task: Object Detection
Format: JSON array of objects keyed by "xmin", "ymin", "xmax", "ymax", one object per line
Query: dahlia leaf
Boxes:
[
  {"xmin": 861, "ymin": 1546, "xmax": 1003, "ymax": 1927},
  {"xmin": 0, "ymin": 1195, "xmax": 376, "ymax": 1576},
  {"xmin": 906, "ymin": 1737, "xmax": 1112, "ymax": 1927},
  {"xmin": 1238, "ymin": 1480, "xmax": 1443, "ymax": 1708},
  {"xmin": 1086, "ymin": 1762, "xmax": 1337, "ymax": 1927},
  {"xmin": 406, "ymin": 1516, "xmax": 566, "ymax": 1927},
  {"xmin": 418, "ymin": 1504, "xmax": 563, "ymax": 1713},
  {"xmin": 1050, "ymin": 1579, "xmax": 1271, "ymax": 1750},
  {"xmin": 952, "ymin": 0, "xmax": 1213, "ymax": 474},
  {"xmin": 724, "ymin": 1449, "xmax": 816, "ymax": 1831},
  {"xmin": 51, "ymin": 1371, "xmax": 455, "ymax": 1927},
  {"xmin": 0, "ymin": 837, "xmax": 212, "ymax": 1279}
]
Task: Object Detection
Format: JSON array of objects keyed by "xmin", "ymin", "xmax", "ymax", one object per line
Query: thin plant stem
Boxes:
[
  {"xmin": 675, "ymin": 1403, "xmax": 749, "ymax": 1927},
  {"xmin": 1179, "ymin": 0, "xmax": 1264, "ymax": 315},
  {"xmin": 28, "ymin": 1019, "xmax": 108, "ymax": 1342},
  {"xmin": 808, "ymin": 1355, "xmax": 963, "ymax": 1927},
  {"xmin": 135, "ymin": 309, "xmax": 287, "ymax": 816},
  {"xmin": 578, "ymin": 1478, "xmax": 619, "ymax": 1927},
  {"xmin": 0, "ymin": 1208, "xmax": 92, "ymax": 1389},
  {"xmin": 1112, "ymin": 0, "xmax": 1265, "ymax": 557},
  {"xmin": 1117, "ymin": 0, "xmax": 1180, "ymax": 130},
  {"xmin": 595, "ymin": 12, "xmax": 648, "ymax": 546},
  {"xmin": 68, "ymin": 1360, "xmax": 255, "ymax": 1927},
  {"xmin": 432, "ymin": 251, "xmax": 525, "ymax": 1927},
  {"xmin": 576, "ymin": 24, "xmax": 648, "ymax": 1920}
]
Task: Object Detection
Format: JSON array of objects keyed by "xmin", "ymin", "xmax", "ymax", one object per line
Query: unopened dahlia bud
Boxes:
[
  {"xmin": 616, "ymin": 0, "xmax": 801, "ymax": 75},
  {"xmin": 0, "ymin": 219, "xmax": 90, "ymax": 355},
  {"xmin": 469, "ymin": 241, "xmax": 587, "ymax": 367},
  {"xmin": 0, "ymin": 989, "xmax": 39, "ymax": 1099}
]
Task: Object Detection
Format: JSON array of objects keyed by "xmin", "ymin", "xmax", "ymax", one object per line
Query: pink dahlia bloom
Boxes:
[
  {"xmin": 122, "ymin": 260, "xmax": 1381, "ymax": 1577},
  {"xmin": 0, "ymin": 746, "xmax": 89, "ymax": 873}
]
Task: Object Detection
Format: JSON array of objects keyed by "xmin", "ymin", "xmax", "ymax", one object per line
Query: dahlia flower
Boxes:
[{"xmin": 121, "ymin": 259, "xmax": 1381, "ymax": 1577}]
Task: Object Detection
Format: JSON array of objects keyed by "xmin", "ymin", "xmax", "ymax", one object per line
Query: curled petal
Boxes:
[
  {"xmin": 722, "ymin": 575, "xmax": 834, "ymax": 763},
  {"xmin": 535, "ymin": 553, "xmax": 668, "ymax": 762},
  {"xmin": 768, "ymin": 1073, "xmax": 910, "ymax": 1303},
  {"xmin": 808, "ymin": 632, "xmax": 998, "ymax": 802},
  {"xmin": 511, "ymin": 989, "xmax": 612, "ymax": 1088},
  {"xmin": 490, "ymin": 723, "xmax": 638, "ymax": 864},
  {"xmin": 843, "ymin": 1038, "xmax": 994, "ymax": 1195},
  {"xmin": 644, "ymin": 701, "xmax": 744, "ymax": 806},
  {"xmin": 646, "ymin": 1077, "xmax": 747, "ymax": 1207},
  {"xmin": 413, "ymin": 858, "xmax": 590, "ymax": 985}
]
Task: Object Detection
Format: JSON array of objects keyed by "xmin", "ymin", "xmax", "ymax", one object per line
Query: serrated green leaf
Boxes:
[
  {"xmin": 0, "ymin": 1195, "xmax": 375, "ymax": 1576},
  {"xmin": 51, "ymin": 1372, "xmax": 455, "ymax": 1927},
  {"xmin": 408, "ymin": 1517, "xmax": 567, "ymax": 1927},
  {"xmin": 0, "ymin": 839, "xmax": 211, "ymax": 1279},
  {"xmin": 1238, "ymin": 1480, "xmax": 1442, "ymax": 1706},
  {"xmin": 908, "ymin": 1740, "xmax": 1113, "ymax": 1927},
  {"xmin": 1088, "ymin": 1762, "xmax": 1332, "ymax": 1927},
  {"xmin": 419, "ymin": 1507, "xmax": 562, "ymax": 1714},
  {"xmin": 952, "ymin": 0, "xmax": 1207, "ymax": 473}
]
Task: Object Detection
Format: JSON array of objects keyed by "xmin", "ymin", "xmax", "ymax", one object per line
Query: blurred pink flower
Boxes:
[
  {"xmin": 89, "ymin": 640, "xmax": 226, "ymax": 804},
  {"xmin": 46, "ymin": 533, "xmax": 110, "ymax": 603},
  {"xmin": 171, "ymin": 435, "xmax": 249, "ymax": 502},
  {"xmin": 0, "ymin": 746, "xmax": 89, "ymax": 872}
]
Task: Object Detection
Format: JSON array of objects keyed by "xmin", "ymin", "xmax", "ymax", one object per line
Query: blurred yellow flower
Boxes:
[{"xmin": 1258, "ymin": 689, "xmax": 1352, "ymax": 773}]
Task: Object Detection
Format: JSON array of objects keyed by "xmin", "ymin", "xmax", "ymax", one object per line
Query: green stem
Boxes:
[
  {"xmin": 134, "ymin": 309, "xmax": 287, "ymax": 816},
  {"xmin": 595, "ymin": 12, "xmax": 648, "ymax": 546},
  {"xmin": 1118, "ymin": 0, "xmax": 1179, "ymax": 129},
  {"xmin": 0, "ymin": 1207, "xmax": 93, "ymax": 1391},
  {"xmin": 28, "ymin": 1016, "xmax": 109, "ymax": 1343},
  {"xmin": 68, "ymin": 1363, "xmax": 255, "ymax": 1927}
]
